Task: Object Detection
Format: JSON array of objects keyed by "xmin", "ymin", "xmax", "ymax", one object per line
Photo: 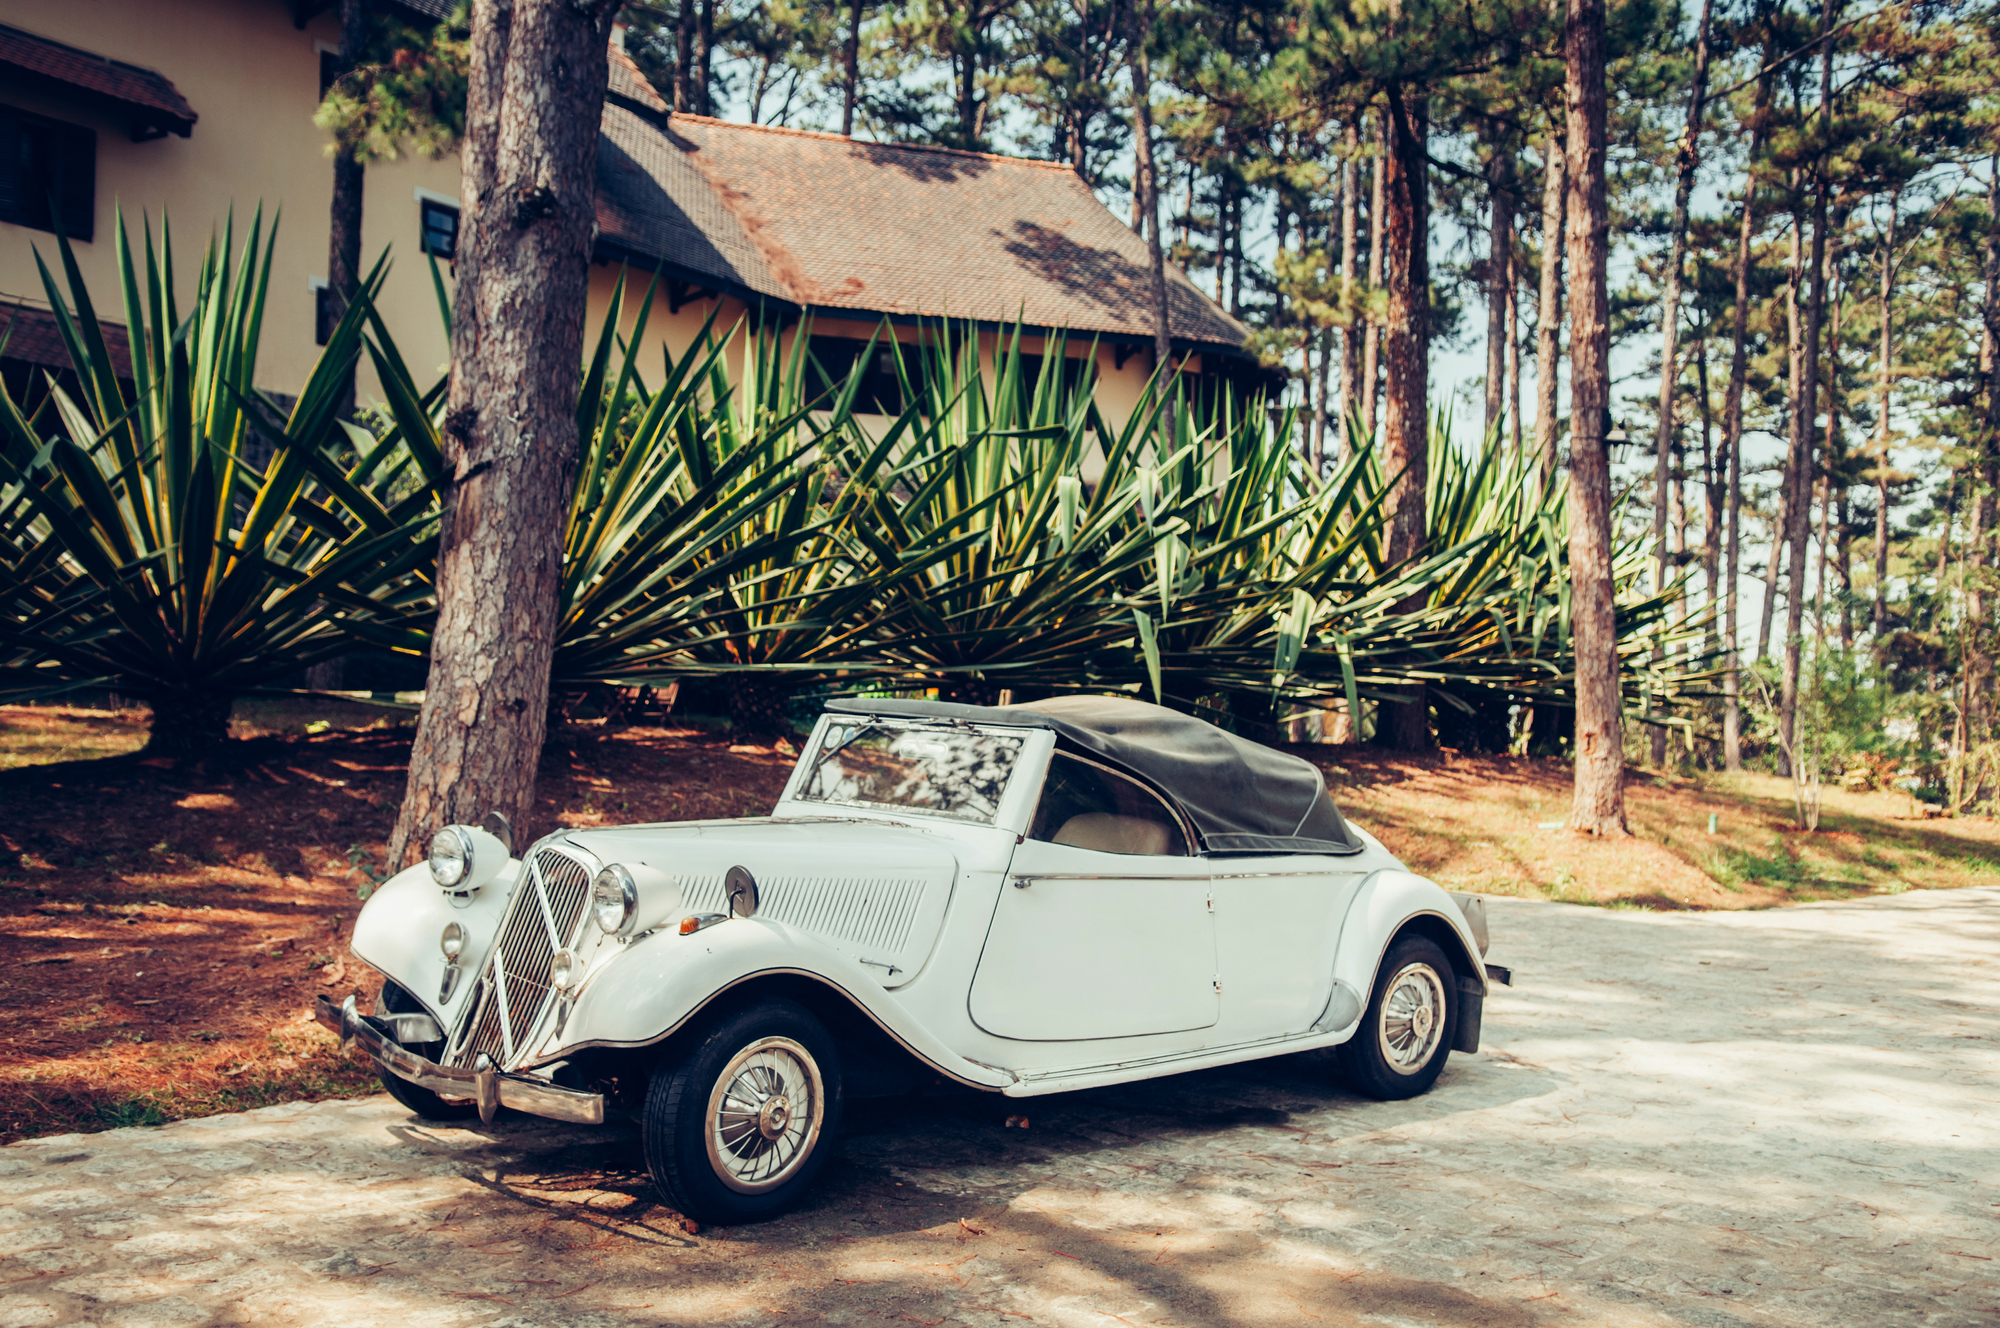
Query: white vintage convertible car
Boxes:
[{"xmin": 319, "ymin": 696, "xmax": 1507, "ymax": 1224}]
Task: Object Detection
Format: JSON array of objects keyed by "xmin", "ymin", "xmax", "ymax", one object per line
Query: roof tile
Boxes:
[
  {"xmin": 0, "ymin": 22, "xmax": 196, "ymax": 138},
  {"xmin": 595, "ymin": 111, "xmax": 1249, "ymax": 352}
]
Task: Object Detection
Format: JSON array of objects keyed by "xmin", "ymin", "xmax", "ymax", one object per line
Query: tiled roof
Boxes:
[
  {"xmin": 608, "ymin": 43, "xmax": 669, "ymax": 119},
  {"xmin": 1, "ymin": 302, "xmax": 134, "ymax": 380},
  {"xmin": 388, "ymin": 0, "xmax": 457, "ymax": 20},
  {"xmin": 594, "ymin": 110, "xmax": 1251, "ymax": 353},
  {"xmin": 0, "ymin": 23, "xmax": 196, "ymax": 139}
]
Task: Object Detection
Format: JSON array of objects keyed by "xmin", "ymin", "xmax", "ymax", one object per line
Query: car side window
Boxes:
[{"xmin": 1029, "ymin": 753, "xmax": 1190, "ymax": 856}]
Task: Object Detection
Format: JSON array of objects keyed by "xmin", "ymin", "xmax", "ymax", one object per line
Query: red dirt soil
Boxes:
[
  {"xmin": 4, "ymin": 706, "xmax": 1996, "ymax": 1143},
  {"xmin": 0, "ymin": 718, "xmax": 793, "ymax": 1143}
]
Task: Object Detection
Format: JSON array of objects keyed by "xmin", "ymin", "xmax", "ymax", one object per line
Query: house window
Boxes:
[
  {"xmin": 810, "ymin": 336, "xmax": 905, "ymax": 415},
  {"xmin": 1017, "ymin": 352, "xmax": 1092, "ymax": 401},
  {"xmin": 419, "ymin": 198, "xmax": 459, "ymax": 259},
  {"xmin": 0, "ymin": 106, "xmax": 95, "ymax": 241}
]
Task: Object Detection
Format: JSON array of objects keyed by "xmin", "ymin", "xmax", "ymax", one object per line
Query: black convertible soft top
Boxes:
[{"xmin": 821, "ymin": 695, "xmax": 1363, "ymax": 856}]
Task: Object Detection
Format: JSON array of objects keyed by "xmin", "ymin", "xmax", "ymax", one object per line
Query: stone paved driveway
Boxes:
[{"xmin": 3, "ymin": 887, "xmax": 1996, "ymax": 1328}]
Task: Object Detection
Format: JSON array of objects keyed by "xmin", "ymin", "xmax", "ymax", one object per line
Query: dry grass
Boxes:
[
  {"xmin": 4, "ymin": 701, "xmax": 1996, "ymax": 1143},
  {"xmin": 1299, "ymin": 748, "xmax": 2000, "ymax": 909}
]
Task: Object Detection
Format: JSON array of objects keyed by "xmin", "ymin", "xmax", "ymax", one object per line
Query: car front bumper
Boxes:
[{"xmin": 314, "ymin": 994, "xmax": 604, "ymax": 1127}]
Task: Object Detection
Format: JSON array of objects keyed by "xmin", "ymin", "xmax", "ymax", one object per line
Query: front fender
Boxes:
[
  {"xmin": 1332, "ymin": 869, "xmax": 1489, "ymax": 1009},
  {"xmin": 556, "ymin": 916, "xmax": 1014, "ymax": 1091},
  {"xmin": 348, "ymin": 860, "xmax": 518, "ymax": 1024}
]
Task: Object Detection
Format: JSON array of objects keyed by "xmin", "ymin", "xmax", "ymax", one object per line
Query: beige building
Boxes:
[{"xmin": 1, "ymin": 1, "xmax": 1258, "ymax": 420}]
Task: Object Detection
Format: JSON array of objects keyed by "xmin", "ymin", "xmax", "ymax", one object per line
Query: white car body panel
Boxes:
[
  {"xmin": 970, "ymin": 838, "xmax": 1217, "ymax": 1041},
  {"xmin": 350, "ymin": 859, "xmax": 519, "ymax": 1023},
  {"xmin": 345, "ymin": 712, "xmax": 1494, "ymax": 1107}
]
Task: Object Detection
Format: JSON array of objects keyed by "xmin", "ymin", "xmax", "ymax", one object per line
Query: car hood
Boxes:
[{"xmin": 552, "ymin": 816, "xmax": 973, "ymax": 987}]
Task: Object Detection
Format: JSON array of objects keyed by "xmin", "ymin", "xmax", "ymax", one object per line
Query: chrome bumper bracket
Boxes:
[{"xmin": 314, "ymin": 995, "xmax": 604, "ymax": 1127}]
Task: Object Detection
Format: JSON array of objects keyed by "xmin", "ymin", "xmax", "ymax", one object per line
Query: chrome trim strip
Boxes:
[
  {"xmin": 490, "ymin": 937, "xmax": 518, "ymax": 1062},
  {"xmin": 1007, "ymin": 871, "xmax": 1192, "ymax": 882},
  {"xmin": 316, "ymin": 994, "xmax": 604, "ymax": 1126},
  {"xmin": 543, "ymin": 966, "xmax": 1013, "ymax": 1090}
]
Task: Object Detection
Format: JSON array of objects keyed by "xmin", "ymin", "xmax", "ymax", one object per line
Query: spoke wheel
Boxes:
[
  {"xmin": 1377, "ymin": 963, "xmax": 1448, "ymax": 1074},
  {"xmin": 644, "ymin": 999, "xmax": 843, "ymax": 1225},
  {"xmin": 1336, "ymin": 934, "xmax": 1456, "ymax": 1100},
  {"xmin": 705, "ymin": 1037, "xmax": 824, "ymax": 1193}
]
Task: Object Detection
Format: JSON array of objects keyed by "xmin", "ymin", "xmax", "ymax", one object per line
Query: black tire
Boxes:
[
  {"xmin": 377, "ymin": 1064, "xmax": 480, "ymax": 1121},
  {"xmin": 373, "ymin": 980, "xmax": 479, "ymax": 1121},
  {"xmin": 643, "ymin": 999, "xmax": 844, "ymax": 1225},
  {"xmin": 1337, "ymin": 934, "xmax": 1455, "ymax": 1100}
]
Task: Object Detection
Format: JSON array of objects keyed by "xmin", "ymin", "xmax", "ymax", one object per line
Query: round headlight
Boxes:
[
  {"xmin": 551, "ymin": 948, "xmax": 577, "ymax": 992},
  {"xmin": 439, "ymin": 921, "xmax": 466, "ymax": 961},
  {"xmin": 429, "ymin": 827, "xmax": 471, "ymax": 889},
  {"xmin": 591, "ymin": 864, "xmax": 637, "ymax": 937}
]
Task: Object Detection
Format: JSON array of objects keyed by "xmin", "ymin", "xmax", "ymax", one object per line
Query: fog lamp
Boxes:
[
  {"xmin": 551, "ymin": 948, "xmax": 577, "ymax": 992},
  {"xmin": 440, "ymin": 921, "xmax": 467, "ymax": 962}
]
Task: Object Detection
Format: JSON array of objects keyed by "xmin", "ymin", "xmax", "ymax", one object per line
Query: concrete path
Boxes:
[{"xmin": 3, "ymin": 887, "xmax": 1996, "ymax": 1328}]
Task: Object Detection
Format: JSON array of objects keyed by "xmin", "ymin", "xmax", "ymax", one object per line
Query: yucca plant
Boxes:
[
  {"xmin": 0, "ymin": 212, "xmax": 439, "ymax": 753},
  {"xmin": 848, "ymin": 322, "xmax": 1213, "ymax": 702},
  {"xmin": 358, "ymin": 279, "xmax": 956, "ymax": 736}
]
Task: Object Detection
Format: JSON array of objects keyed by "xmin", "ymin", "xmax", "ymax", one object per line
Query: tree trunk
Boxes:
[
  {"xmin": 1720, "ymin": 77, "xmax": 1767, "ymax": 770},
  {"xmin": 729, "ymin": 676, "xmax": 798, "ymax": 741},
  {"xmin": 1563, "ymin": 0, "xmax": 1627, "ymax": 834},
  {"xmin": 957, "ymin": 49, "xmax": 978, "ymax": 147},
  {"xmin": 388, "ymin": 0, "xmax": 619, "ymax": 869},
  {"xmin": 1314, "ymin": 327, "xmax": 1334, "ymax": 476},
  {"xmin": 1649, "ymin": 0, "xmax": 1712, "ymax": 768},
  {"xmin": 1364, "ymin": 113, "xmax": 1387, "ymax": 438},
  {"xmin": 325, "ymin": 0, "xmax": 371, "ymax": 421},
  {"xmin": 1506, "ymin": 255, "xmax": 1523, "ymax": 457},
  {"xmin": 696, "ymin": 0, "xmax": 715, "ymax": 115},
  {"xmin": 842, "ymin": 0, "xmax": 863, "ymax": 135},
  {"xmin": 1122, "ymin": 0, "xmax": 1171, "ymax": 377},
  {"xmin": 1828, "ymin": 252, "xmax": 1853, "ymax": 648},
  {"xmin": 1339, "ymin": 124, "xmax": 1360, "ymax": 439},
  {"xmin": 1230, "ymin": 183, "xmax": 1245, "ymax": 315},
  {"xmin": 1779, "ymin": 1, "xmax": 1838, "ymax": 775},
  {"xmin": 144, "ymin": 691, "xmax": 235, "ymax": 757},
  {"xmin": 1534, "ymin": 127, "xmax": 1567, "ymax": 490},
  {"xmin": 1757, "ymin": 522, "xmax": 1784, "ymax": 663},
  {"xmin": 1485, "ymin": 142, "xmax": 1515, "ymax": 444},
  {"xmin": 1698, "ymin": 327, "xmax": 1721, "ymax": 650},
  {"xmin": 1873, "ymin": 188, "xmax": 1897, "ymax": 637},
  {"xmin": 1969, "ymin": 155, "xmax": 2000, "ymax": 744},
  {"xmin": 1378, "ymin": 80, "xmax": 1432, "ymax": 751}
]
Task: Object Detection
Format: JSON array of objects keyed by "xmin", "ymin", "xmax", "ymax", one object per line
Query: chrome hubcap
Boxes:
[
  {"xmin": 705, "ymin": 1037, "xmax": 823, "ymax": 1194},
  {"xmin": 1378, "ymin": 962, "xmax": 1447, "ymax": 1075}
]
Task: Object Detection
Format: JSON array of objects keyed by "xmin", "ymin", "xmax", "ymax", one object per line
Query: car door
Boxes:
[
  {"xmin": 969, "ymin": 753, "xmax": 1216, "ymax": 1041},
  {"xmin": 1209, "ymin": 861, "xmax": 1368, "ymax": 1042}
]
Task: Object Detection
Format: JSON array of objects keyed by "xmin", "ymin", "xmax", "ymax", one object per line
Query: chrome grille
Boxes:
[{"xmin": 447, "ymin": 844, "xmax": 595, "ymax": 1071}]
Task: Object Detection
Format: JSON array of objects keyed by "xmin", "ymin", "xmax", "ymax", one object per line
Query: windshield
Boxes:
[{"xmin": 796, "ymin": 720, "xmax": 1025, "ymax": 824}]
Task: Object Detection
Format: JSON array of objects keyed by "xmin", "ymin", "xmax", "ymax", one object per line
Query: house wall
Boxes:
[
  {"xmin": 0, "ymin": 0, "xmax": 1214, "ymax": 426},
  {"xmin": 0, "ymin": 0, "xmax": 457, "ymax": 398},
  {"xmin": 583, "ymin": 264, "xmax": 1186, "ymax": 439}
]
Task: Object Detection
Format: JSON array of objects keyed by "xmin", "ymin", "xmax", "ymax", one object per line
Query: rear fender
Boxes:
[
  {"xmin": 1331, "ymin": 870, "xmax": 1488, "ymax": 1038},
  {"xmin": 554, "ymin": 917, "xmax": 1014, "ymax": 1091}
]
